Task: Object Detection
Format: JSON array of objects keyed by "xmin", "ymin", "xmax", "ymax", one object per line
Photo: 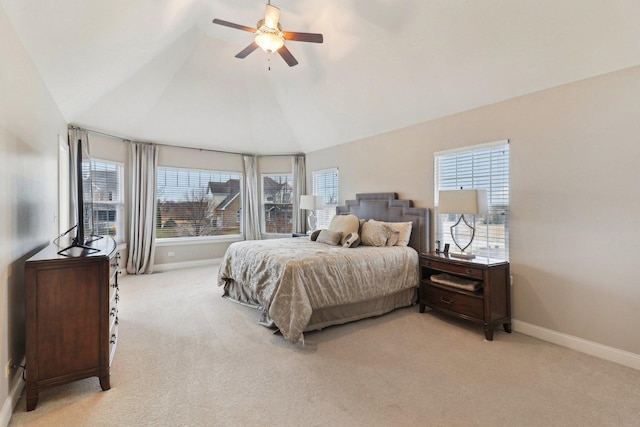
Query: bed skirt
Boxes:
[{"xmin": 304, "ymin": 287, "xmax": 417, "ymax": 333}]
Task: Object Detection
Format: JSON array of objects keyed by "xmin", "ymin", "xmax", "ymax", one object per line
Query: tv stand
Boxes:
[{"xmin": 57, "ymin": 234, "xmax": 104, "ymax": 256}]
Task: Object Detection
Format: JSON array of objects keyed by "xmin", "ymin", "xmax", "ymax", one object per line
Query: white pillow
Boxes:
[
  {"xmin": 391, "ymin": 222, "xmax": 413, "ymax": 247},
  {"xmin": 328, "ymin": 214, "xmax": 359, "ymax": 245}
]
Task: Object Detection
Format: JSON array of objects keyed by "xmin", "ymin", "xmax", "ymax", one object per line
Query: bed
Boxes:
[{"xmin": 217, "ymin": 193, "xmax": 430, "ymax": 343}]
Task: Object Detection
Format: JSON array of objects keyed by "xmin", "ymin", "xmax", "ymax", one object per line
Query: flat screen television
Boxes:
[{"xmin": 57, "ymin": 139, "xmax": 101, "ymax": 256}]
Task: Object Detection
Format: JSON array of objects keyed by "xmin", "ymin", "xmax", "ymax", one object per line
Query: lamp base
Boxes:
[
  {"xmin": 448, "ymin": 252, "xmax": 476, "ymax": 260},
  {"xmin": 307, "ymin": 211, "xmax": 317, "ymax": 232}
]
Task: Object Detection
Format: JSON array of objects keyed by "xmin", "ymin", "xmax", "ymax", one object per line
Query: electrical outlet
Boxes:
[{"xmin": 5, "ymin": 359, "xmax": 12, "ymax": 377}]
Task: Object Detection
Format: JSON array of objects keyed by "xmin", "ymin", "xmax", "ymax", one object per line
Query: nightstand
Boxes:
[{"xmin": 419, "ymin": 252, "xmax": 511, "ymax": 340}]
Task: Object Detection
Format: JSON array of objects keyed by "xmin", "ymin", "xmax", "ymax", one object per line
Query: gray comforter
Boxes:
[{"xmin": 217, "ymin": 237, "xmax": 419, "ymax": 343}]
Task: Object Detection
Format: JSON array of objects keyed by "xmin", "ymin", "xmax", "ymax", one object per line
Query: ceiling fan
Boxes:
[{"xmin": 212, "ymin": 1, "xmax": 323, "ymax": 67}]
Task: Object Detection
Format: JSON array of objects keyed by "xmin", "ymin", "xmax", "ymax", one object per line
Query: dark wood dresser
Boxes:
[
  {"xmin": 419, "ymin": 252, "xmax": 511, "ymax": 340},
  {"xmin": 25, "ymin": 236, "xmax": 119, "ymax": 411}
]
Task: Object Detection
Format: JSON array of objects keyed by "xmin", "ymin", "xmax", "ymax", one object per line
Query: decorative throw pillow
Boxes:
[
  {"xmin": 310, "ymin": 229, "xmax": 322, "ymax": 241},
  {"xmin": 360, "ymin": 220, "xmax": 399, "ymax": 247},
  {"xmin": 385, "ymin": 229, "xmax": 400, "ymax": 247},
  {"xmin": 342, "ymin": 232, "xmax": 361, "ymax": 248},
  {"xmin": 316, "ymin": 229, "xmax": 343, "ymax": 246},
  {"xmin": 391, "ymin": 221, "xmax": 413, "ymax": 246},
  {"xmin": 328, "ymin": 214, "xmax": 360, "ymax": 245},
  {"xmin": 364, "ymin": 220, "xmax": 413, "ymax": 246}
]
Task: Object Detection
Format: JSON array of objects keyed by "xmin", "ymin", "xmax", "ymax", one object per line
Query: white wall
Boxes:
[
  {"xmin": 306, "ymin": 65, "xmax": 640, "ymax": 357},
  {"xmin": 0, "ymin": 4, "xmax": 68, "ymax": 424}
]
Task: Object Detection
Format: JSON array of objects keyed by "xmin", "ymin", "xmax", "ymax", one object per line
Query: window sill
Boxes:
[{"xmin": 156, "ymin": 235, "xmax": 243, "ymax": 246}]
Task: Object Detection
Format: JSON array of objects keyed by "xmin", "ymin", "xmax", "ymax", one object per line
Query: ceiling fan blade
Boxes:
[
  {"xmin": 235, "ymin": 42, "xmax": 259, "ymax": 59},
  {"xmin": 277, "ymin": 45, "xmax": 299, "ymax": 67},
  {"xmin": 264, "ymin": 4, "xmax": 280, "ymax": 29},
  {"xmin": 212, "ymin": 19, "xmax": 256, "ymax": 33},
  {"xmin": 283, "ymin": 31, "xmax": 323, "ymax": 43}
]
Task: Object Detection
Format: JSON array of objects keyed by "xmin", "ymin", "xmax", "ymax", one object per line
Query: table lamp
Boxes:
[{"xmin": 438, "ymin": 189, "xmax": 488, "ymax": 259}]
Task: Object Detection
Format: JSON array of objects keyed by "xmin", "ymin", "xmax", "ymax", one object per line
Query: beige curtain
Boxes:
[
  {"xmin": 127, "ymin": 142, "xmax": 158, "ymax": 274},
  {"xmin": 243, "ymin": 155, "xmax": 261, "ymax": 240},
  {"xmin": 291, "ymin": 155, "xmax": 306, "ymax": 233}
]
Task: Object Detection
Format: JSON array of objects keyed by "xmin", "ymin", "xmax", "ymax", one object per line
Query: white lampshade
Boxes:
[
  {"xmin": 438, "ymin": 189, "xmax": 488, "ymax": 215},
  {"xmin": 299, "ymin": 195, "xmax": 316, "ymax": 210}
]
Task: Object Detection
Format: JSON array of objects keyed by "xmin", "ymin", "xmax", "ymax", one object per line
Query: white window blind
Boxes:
[
  {"xmin": 313, "ymin": 168, "xmax": 339, "ymax": 229},
  {"xmin": 434, "ymin": 140, "xmax": 510, "ymax": 260},
  {"xmin": 156, "ymin": 167, "xmax": 242, "ymax": 239},
  {"xmin": 87, "ymin": 159, "xmax": 125, "ymax": 243},
  {"xmin": 262, "ymin": 174, "xmax": 293, "ymax": 234}
]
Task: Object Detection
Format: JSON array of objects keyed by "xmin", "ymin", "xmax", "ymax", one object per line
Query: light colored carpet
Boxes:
[{"xmin": 9, "ymin": 264, "xmax": 640, "ymax": 426}]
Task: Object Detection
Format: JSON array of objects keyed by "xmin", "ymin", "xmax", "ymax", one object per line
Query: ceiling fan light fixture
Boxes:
[
  {"xmin": 254, "ymin": 22, "xmax": 284, "ymax": 53},
  {"xmin": 212, "ymin": 2, "xmax": 322, "ymax": 66}
]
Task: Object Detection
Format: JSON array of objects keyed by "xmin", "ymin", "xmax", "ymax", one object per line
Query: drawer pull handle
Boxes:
[
  {"xmin": 465, "ymin": 269, "xmax": 471, "ymax": 275},
  {"xmin": 440, "ymin": 296, "xmax": 453, "ymax": 304}
]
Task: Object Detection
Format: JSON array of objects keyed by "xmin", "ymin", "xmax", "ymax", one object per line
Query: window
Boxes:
[
  {"xmin": 313, "ymin": 168, "xmax": 339, "ymax": 229},
  {"xmin": 434, "ymin": 140, "xmax": 510, "ymax": 260},
  {"xmin": 87, "ymin": 159, "xmax": 125, "ymax": 243},
  {"xmin": 156, "ymin": 167, "xmax": 242, "ymax": 239},
  {"xmin": 262, "ymin": 174, "xmax": 293, "ymax": 234}
]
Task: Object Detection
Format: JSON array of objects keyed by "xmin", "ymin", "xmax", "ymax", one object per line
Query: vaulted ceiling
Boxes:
[{"xmin": 3, "ymin": 0, "xmax": 640, "ymax": 154}]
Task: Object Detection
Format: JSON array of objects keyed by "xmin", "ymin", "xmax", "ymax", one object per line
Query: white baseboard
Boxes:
[
  {"xmin": 513, "ymin": 320, "xmax": 640, "ymax": 371},
  {"xmin": 154, "ymin": 258, "xmax": 222, "ymax": 273},
  {"xmin": 1, "ymin": 359, "xmax": 25, "ymax": 427}
]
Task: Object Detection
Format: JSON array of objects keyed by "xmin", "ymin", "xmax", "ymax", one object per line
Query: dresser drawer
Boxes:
[
  {"xmin": 420, "ymin": 285, "xmax": 484, "ymax": 320},
  {"xmin": 421, "ymin": 258, "xmax": 484, "ymax": 280}
]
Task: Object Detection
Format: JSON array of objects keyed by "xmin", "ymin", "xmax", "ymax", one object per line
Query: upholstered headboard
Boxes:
[{"xmin": 336, "ymin": 193, "xmax": 430, "ymax": 254}]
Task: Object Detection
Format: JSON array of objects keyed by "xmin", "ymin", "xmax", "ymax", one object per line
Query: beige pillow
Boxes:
[
  {"xmin": 316, "ymin": 229, "xmax": 342, "ymax": 246},
  {"xmin": 365, "ymin": 220, "xmax": 413, "ymax": 247},
  {"xmin": 328, "ymin": 214, "xmax": 360, "ymax": 245},
  {"xmin": 360, "ymin": 220, "xmax": 399, "ymax": 247},
  {"xmin": 391, "ymin": 222, "xmax": 413, "ymax": 246}
]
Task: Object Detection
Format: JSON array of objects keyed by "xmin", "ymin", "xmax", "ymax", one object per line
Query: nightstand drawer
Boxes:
[
  {"xmin": 421, "ymin": 259, "xmax": 484, "ymax": 279},
  {"xmin": 421, "ymin": 285, "xmax": 484, "ymax": 320}
]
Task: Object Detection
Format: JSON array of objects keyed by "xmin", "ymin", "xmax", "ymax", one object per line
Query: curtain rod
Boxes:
[{"xmin": 68, "ymin": 125, "xmax": 304, "ymax": 158}]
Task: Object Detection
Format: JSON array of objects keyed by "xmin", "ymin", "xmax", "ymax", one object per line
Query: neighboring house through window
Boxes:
[
  {"xmin": 313, "ymin": 168, "xmax": 339, "ymax": 229},
  {"xmin": 262, "ymin": 174, "xmax": 293, "ymax": 234},
  {"xmin": 434, "ymin": 140, "xmax": 510, "ymax": 260},
  {"xmin": 86, "ymin": 159, "xmax": 125, "ymax": 243},
  {"xmin": 156, "ymin": 167, "xmax": 242, "ymax": 239}
]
